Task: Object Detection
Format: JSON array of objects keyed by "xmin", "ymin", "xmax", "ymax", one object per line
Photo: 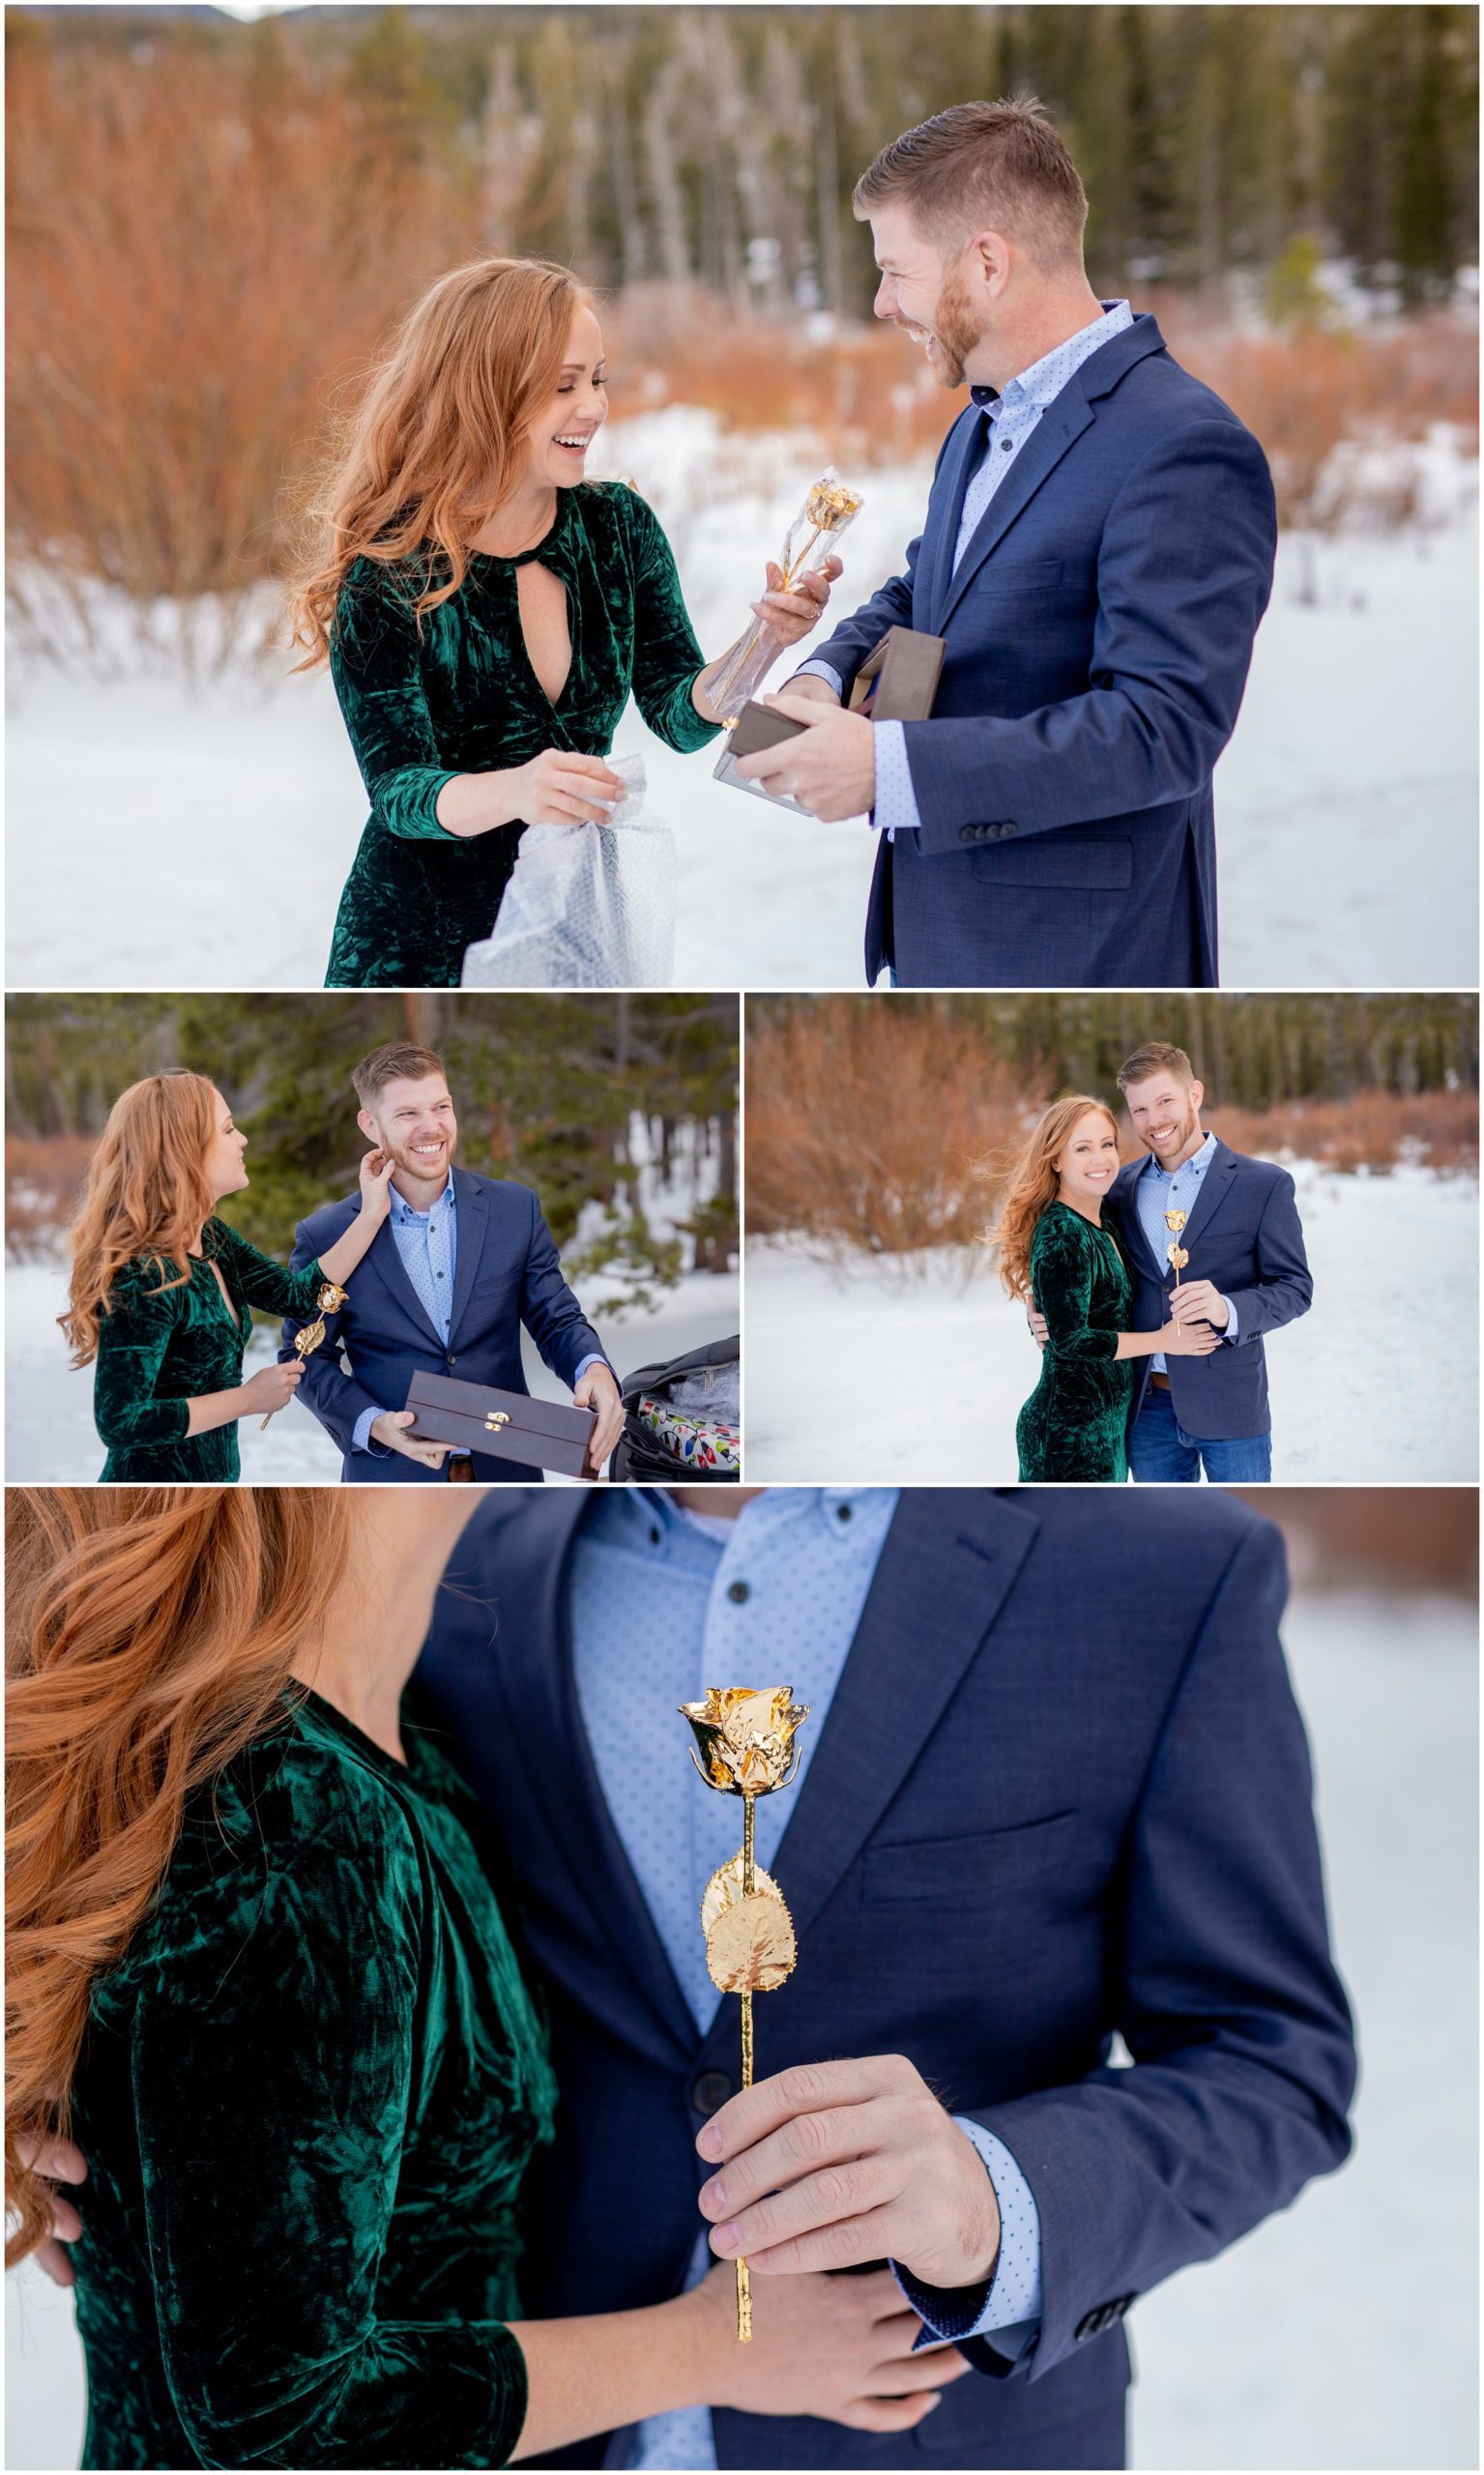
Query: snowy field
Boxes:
[
  {"xmin": 5, "ymin": 411, "xmax": 1476, "ymax": 991},
  {"xmin": 743, "ymin": 1162, "xmax": 1478, "ymax": 1483},
  {"xmin": 6, "ymin": 1602, "xmax": 1475, "ymax": 2472},
  {"xmin": 4, "ymin": 1255, "xmax": 737, "ymax": 1484}
]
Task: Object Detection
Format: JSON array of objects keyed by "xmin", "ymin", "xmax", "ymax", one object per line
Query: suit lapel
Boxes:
[
  {"xmin": 936, "ymin": 389, "xmax": 1092, "ymax": 633},
  {"xmin": 1178, "ymin": 1140, "xmax": 1240, "ymax": 1259},
  {"xmin": 492, "ymin": 1500, "xmax": 700, "ymax": 2063},
  {"xmin": 771, "ymin": 1492, "xmax": 1042, "ymax": 1942},
  {"xmin": 1110, "ymin": 1161, "xmax": 1164, "ymax": 1279},
  {"xmin": 360, "ymin": 1207, "xmax": 446, "ymax": 1352},
  {"xmin": 448, "ymin": 1167, "xmax": 490, "ymax": 1345},
  {"xmin": 927, "ymin": 406, "xmax": 987, "ymax": 630}
]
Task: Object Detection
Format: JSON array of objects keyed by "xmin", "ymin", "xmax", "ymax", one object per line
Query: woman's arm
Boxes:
[
  {"xmin": 215, "ymin": 1155, "xmax": 393, "ymax": 1320},
  {"xmin": 92, "ymin": 1273, "xmax": 192, "ymax": 1454},
  {"xmin": 1118, "ymin": 1318, "xmax": 1223, "ymax": 1361}
]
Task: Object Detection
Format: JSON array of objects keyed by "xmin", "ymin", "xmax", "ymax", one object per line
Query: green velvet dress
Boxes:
[
  {"xmin": 69, "ymin": 1690, "xmax": 557, "ymax": 2471},
  {"xmin": 93, "ymin": 1218, "xmax": 328, "ymax": 1485},
  {"xmin": 326, "ymin": 482, "xmax": 722, "ymax": 989},
  {"xmin": 1016, "ymin": 1202, "xmax": 1136, "ymax": 1483}
]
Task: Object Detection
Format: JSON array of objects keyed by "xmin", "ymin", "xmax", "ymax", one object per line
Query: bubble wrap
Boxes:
[{"xmin": 461, "ymin": 754, "xmax": 675, "ymax": 988}]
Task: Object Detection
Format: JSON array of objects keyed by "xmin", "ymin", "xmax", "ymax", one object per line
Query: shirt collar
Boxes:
[
  {"xmin": 390, "ymin": 1175, "xmax": 454, "ymax": 1225},
  {"xmin": 1142, "ymin": 1130, "xmax": 1218, "ymax": 1182},
  {"xmin": 617, "ymin": 1486, "xmax": 887, "ymax": 1557},
  {"xmin": 970, "ymin": 299, "xmax": 1132, "ymax": 412}
]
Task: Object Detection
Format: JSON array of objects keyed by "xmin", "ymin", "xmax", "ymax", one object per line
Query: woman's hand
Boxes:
[
  {"xmin": 751, "ymin": 553, "xmax": 844, "ymax": 649},
  {"xmin": 239, "ymin": 1361, "xmax": 306, "ymax": 1416},
  {"xmin": 358, "ymin": 1147, "xmax": 395, "ymax": 1222},
  {"xmin": 694, "ymin": 2261, "xmax": 969, "ymax": 2436},
  {"xmin": 503, "ymin": 748, "xmax": 626, "ymax": 828},
  {"xmin": 1161, "ymin": 1317, "xmax": 1224, "ymax": 1356}
]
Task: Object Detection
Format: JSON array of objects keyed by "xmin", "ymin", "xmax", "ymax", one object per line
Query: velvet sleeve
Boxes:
[
  {"xmin": 128, "ymin": 1768, "xmax": 530, "ymax": 2468},
  {"xmin": 213, "ymin": 1221, "xmax": 327, "ymax": 1320},
  {"xmin": 93, "ymin": 1267, "xmax": 191, "ymax": 1452},
  {"xmin": 330, "ymin": 560, "xmax": 461, "ymax": 841},
  {"xmin": 621, "ymin": 488, "xmax": 722, "ymax": 752},
  {"xmin": 1031, "ymin": 1216, "xmax": 1120, "ymax": 1363}
]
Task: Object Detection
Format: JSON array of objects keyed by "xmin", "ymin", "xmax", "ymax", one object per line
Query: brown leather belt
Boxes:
[
  {"xmin": 446, "ymin": 1453, "xmax": 477, "ymax": 1483},
  {"xmin": 1149, "ymin": 1372, "xmax": 1173, "ymax": 1391}
]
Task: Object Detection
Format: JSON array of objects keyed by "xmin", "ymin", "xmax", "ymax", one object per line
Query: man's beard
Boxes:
[
  {"xmin": 385, "ymin": 1133, "xmax": 457, "ymax": 1179},
  {"xmin": 923, "ymin": 265, "xmax": 986, "ymax": 391},
  {"xmin": 1146, "ymin": 1098, "xmax": 1202, "ymax": 1161}
]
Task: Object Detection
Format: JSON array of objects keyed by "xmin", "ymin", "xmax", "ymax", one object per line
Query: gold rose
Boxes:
[
  {"xmin": 678, "ymin": 1686, "xmax": 810, "ymax": 2341},
  {"xmin": 261, "ymin": 1281, "xmax": 349, "ymax": 1430},
  {"xmin": 1163, "ymin": 1207, "xmax": 1189, "ymax": 1295}
]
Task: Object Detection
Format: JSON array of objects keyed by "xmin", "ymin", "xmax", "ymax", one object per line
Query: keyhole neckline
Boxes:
[{"xmin": 467, "ymin": 486, "xmax": 576, "ymax": 569}]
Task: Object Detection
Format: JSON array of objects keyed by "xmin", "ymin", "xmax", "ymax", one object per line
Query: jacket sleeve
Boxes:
[
  {"xmin": 218, "ymin": 1222, "xmax": 326, "ymax": 1320},
  {"xmin": 1033, "ymin": 1218, "xmax": 1120, "ymax": 1363},
  {"xmin": 330, "ymin": 561, "xmax": 460, "ymax": 841},
  {"xmin": 1221, "ymin": 1171, "xmax": 1314, "ymax": 1341},
  {"xmin": 279, "ymin": 1219, "xmax": 382, "ymax": 1455},
  {"xmin": 962, "ymin": 1521, "xmax": 1354, "ymax": 2384},
  {"xmin": 898, "ymin": 417, "xmax": 1277, "ymax": 854},
  {"xmin": 129, "ymin": 1791, "xmax": 529, "ymax": 2467},
  {"xmin": 623, "ymin": 490, "xmax": 724, "ymax": 753},
  {"xmin": 519, "ymin": 1192, "xmax": 608, "ymax": 1389},
  {"xmin": 93, "ymin": 1267, "xmax": 191, "ymax": 1452}
]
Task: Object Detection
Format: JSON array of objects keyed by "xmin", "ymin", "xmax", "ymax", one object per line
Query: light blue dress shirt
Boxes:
[
  {"xmin": 1132, "ymin": 1131, "xmax": 1237, "ymax": 1372},
  {"xmin": 351, "ymin": 1175, "xmax": 599, "ymax": 1454},
  {"xmin": 798, "ymin": 302, "xmax": 1134, "ymax": 839},
  {"xmin": 569, "ymin": 1487, "xmax": 1042, "ymax": 2470}
]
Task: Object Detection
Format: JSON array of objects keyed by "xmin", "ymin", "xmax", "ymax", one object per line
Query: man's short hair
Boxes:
[
  {"xmin": 852, "ymin": 98, "xmax": 1089, "ymax": 272},
  {"xmin": 1117, "ymin": 1042, "xmax": 1197, "ymax": 1092},
  {"xmin": 353, "ymin": 1041, "xmax": 447, "ymax": 1105}
]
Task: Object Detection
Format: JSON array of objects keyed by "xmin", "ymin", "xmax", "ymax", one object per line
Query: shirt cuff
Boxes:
[
  {"xmin": 889, "ymin": 2119, "xmax": 1043, "ymax": 2359},
  {"xmin": 792, "ymin": 659, "xmax": 844, "ymax": 698},
  {"xmin": 1221, "ymin": 1295, "xmax": 1239, "ymax": 1341},
  {"xmin": 871, "ymin": 718, "xmax": 922, "ymax": 837},
  {"xmin": 352, "ymin": 1406, "xmax": 393, "ymax": 1455},
  {"xmin": 572, "ymin": 1353, "xmax": 606, "ymax": 1385}
]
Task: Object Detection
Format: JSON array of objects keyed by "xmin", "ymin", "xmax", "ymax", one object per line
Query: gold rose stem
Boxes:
[{"xmin": 737, "ymin": 1793, "xmax": 756, "ymax": 2342}]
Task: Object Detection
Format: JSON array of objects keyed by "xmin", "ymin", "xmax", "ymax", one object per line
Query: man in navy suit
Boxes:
[
  {"xmin": 739, "ymin": 101, "xmax": 1276, "ymax": 990},
  {"xmin": 411, "ymin": 1484, "xmax": 1355, "ymax": 2470},
  {"xmin": 1031, "ymin": 1042, "xmax": 1314, "ymax": 1481},
  {"xmin": 280, "ymin": 1040, "xmax": 624, "ymax": 1481}
]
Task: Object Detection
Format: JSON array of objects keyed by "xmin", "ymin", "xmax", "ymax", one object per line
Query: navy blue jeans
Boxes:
[{"xmin": 1130, "ymin": 1383, "xmax": 1272, "ymax": 1483}]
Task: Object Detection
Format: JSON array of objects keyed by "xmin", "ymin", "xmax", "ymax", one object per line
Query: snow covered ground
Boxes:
[
  {"xmin": 743, "ymin": 1162, "xmax": 1478, "ymax": 1483},
  {"xmin": 4, "ymin": 1253, "xmax": 738, "ymax": 1484},
  {"xmin": 6, "ymin": 412, "xmax": 1476, "ymax": 990},
  {"xmin": 7, "ymin": 1599, "xmax": 1475, "ymax": 2472}
]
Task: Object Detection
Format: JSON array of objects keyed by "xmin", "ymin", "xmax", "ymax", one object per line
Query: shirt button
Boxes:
[
  {"xmin": 1001, "ymin": 438, "xmax": 1013, "ymax": 451},
  {"xmin": 726, "ymin": 1580, "xmax": 750, "ymax": 1604},
  {"xmin": 835, "ymin": 1502, "xmax": 853, "ymax": 1524}
]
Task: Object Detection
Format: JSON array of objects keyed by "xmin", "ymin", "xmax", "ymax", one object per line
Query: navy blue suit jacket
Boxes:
[
  {"xmin": 280, "ymin": 1166, "xmax": 606, "ymax": 1481},
  {"xmin": 810, "ymin": 316, "xmax": 1276, "ymax": 990},
  {"xmin": 1106, "ymin": 1140, "xmax": 1313, "ymax": 1441},
  {"xmin": 414, "ymin": 1488, "xmax": 1354, "ymax": 2469}
]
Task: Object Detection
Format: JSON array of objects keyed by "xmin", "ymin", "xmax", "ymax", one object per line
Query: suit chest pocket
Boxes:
[{"xmin": 861, "ymin": 1812, "xmax": 1076, "ymax": 1903}]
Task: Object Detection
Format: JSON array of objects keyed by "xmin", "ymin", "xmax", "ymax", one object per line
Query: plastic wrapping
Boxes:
[{"xmin": 461, "ymin": 753, "xmax": 675, "ymax": 989}]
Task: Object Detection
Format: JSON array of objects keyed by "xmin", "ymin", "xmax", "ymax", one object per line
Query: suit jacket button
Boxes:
[
  {"xmin": 447, "ymin": 1354, "xmax": 456, "ymax": 1368},
  {"xmin": 1001, "ymin": 822, "xmax": 1017, "ymax": 837},
  {"xmin": 691, "ymin": 2069, "xmax": 733, "ymax": 2115},
  {"xmin": 959, "ymin": 825, "xmax": 976, "ymax": 844},
  {"xmin": 1074, "ymin": 2310, "xmax": 1097, "ymax": 2341}
]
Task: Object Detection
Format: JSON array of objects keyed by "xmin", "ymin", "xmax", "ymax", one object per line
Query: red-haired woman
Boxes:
[
  {"xmin": 6, "ymin": 1488, "xmax": 962, "ymax": 2469},
  {"xmin": 990, "ymin": 1095, "xmax": 1220, "ymax": 1482},
  {"xmin": 289, "ymin": 257, "xmax": 838, "ymax": 988},
  {"xmin": 63, "ymin": 1072, "xmax": 393, "ymax": 1483}
]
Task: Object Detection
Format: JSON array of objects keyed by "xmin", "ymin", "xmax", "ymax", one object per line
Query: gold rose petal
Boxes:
[
  {"xmin": 706, "ymin": 1890, "xmax": 798, "ymax": 1994},
  {"xmin": 701, "ymin": 1855, "xmax": 784, "ymax": 1938}
]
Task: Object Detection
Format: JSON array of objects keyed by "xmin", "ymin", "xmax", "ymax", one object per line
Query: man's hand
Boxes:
[
  {"xmin": 736, "ymin": 693, "xmax": 876, "ymax": 822},
  {"xmin": 775, "ymin": 672, "xmax": 841, "ymax": 706},
  {"xmin": 370, "ymin": 1410, "xmax": 451, "ymax": 1469},
  {"xmin": 696, "ymin": 2054, "xmax": 1001, "ymax": 2292},
  {"xmin": 1027, "ymin": 1304, "xmax": 1049, "ymax": 1352},
  {"xmin": 15, "ymin": 2131, "xmax": 87, "ymax": 2288},
  {"xmin": 573, "ymin": 1362, "xmax": 625, "ymax": 1473},
  {"xmin": 1167, "ymin": 1280, "xmax": 1230, "ymax": 1329}
]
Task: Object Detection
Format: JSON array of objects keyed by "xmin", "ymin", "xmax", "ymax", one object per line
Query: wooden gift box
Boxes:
[
  {"xmin": 404, "ymin": 1371, "xmax": 597, "ymax": 1477},
  {"xmin": 712, "ymin": 625, "xmax": 946, "ymax": 810}
]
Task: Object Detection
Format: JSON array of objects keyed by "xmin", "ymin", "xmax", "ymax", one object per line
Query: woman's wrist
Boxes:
[{"xmin": 666, "ymin": 2277, "xmax": 731, "ymax": 2411}]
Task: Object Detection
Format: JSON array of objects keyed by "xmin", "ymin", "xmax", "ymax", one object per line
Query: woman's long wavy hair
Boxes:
[
  {"xmin": 285, "ymin": 254, "xmax": 594, "ymax": 667},
  {"xmin": 60, "ymin": 1072, "xmax": 220, "ymax": 1368},
  {"xmin": 988, "ymin": 1094, "xmax": 1120, "ymax": 1301},
  {"xmin": 5, "ymin": 1489, "xmax": 353, "ymax": 2267}
]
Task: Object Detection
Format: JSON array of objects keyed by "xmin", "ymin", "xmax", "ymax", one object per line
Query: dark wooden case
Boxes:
[{"xmin": 404, "ymin": 1371, "xmax": 597, "ymax": 1477}]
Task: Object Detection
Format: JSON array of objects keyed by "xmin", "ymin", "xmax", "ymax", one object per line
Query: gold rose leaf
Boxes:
[
  {"xmin": 706, "ymin": 1890, "xmax": 798, "ymax": 1995},
  {"xmin": 701, "ymin": 1855, "xmax": 785, "ymax": 1937}
]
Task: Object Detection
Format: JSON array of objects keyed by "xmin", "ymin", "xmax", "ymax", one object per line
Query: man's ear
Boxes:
[
  {"xmin": 356, "ymin": 1107, "xmax": 379, "ymax": 1147},
  {"xmin": 1188, "ymin": 1079, "xmax": 1206, "ymax": 1117}
]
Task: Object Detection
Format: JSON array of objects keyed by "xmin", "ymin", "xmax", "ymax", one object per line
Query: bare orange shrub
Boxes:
[
  {"xmin": 1209, "ymin": 1088, "xmax": 1478, "ymax": 1176},
  {"xmin": 5, "ymin": 1135, "xmax": 96, "ymax": 1258},
  {"xmin": 6, "ymin": 39, "xmax": 479, "ymax": 629}
]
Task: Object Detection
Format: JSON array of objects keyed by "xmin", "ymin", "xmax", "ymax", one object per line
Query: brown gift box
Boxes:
[
  {"xmin": 712, "ymin": 626, "xmax": 945, "ymax": 811},
  {"xmin": 404, "ymin": 1370, "xmax": 598, "ymax": 1478}
]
